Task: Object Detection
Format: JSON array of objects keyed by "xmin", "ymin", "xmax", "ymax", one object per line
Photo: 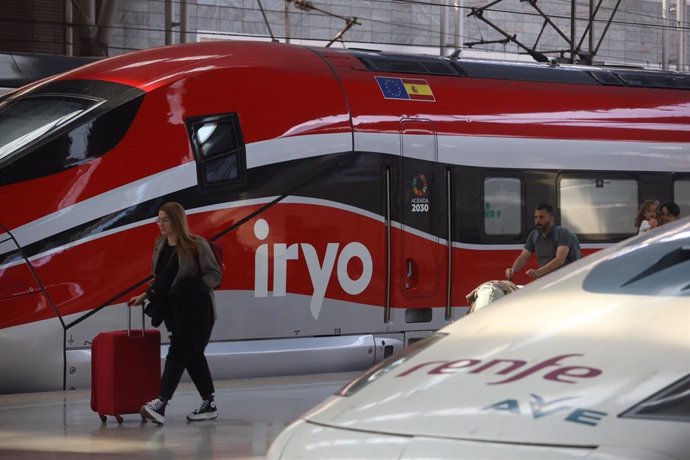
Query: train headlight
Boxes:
[{"xmin": 337, "ymin": 333, "xmax": 447, "ymax": 397}]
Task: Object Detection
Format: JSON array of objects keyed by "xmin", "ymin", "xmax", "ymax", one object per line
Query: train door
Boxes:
[{"xmin": 398, "ymin": 119, "xmax": 443, "ymax": 302}]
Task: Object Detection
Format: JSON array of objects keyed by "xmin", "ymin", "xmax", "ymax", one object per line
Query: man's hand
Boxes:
[
  {"xmin": 526, "ymin": 268, "xmax": 540, "ymax": 279},
  {"xmin": 505, "ymin": 268, "xmax": 513, "ymax": 280}
]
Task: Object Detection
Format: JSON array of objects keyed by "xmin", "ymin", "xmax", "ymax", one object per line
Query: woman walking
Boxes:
[{"xmin": 129, "ymin": 202, "xmax": 221, "ymax": 424}]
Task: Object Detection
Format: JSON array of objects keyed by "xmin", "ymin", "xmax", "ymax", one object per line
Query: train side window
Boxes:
[
  {"xmin": 483, "ymin": 177, "xmax": 521, "ymax": 235},
  {"xmin": 187, "ymin": 113, "xmax": 245, "ymax": 187},
  {"xmin": 0, "ymin": 96, "xmax": 142, "ymax": 186},
  {"xmin": 560, "ymin": 177, "xmax": 638, "ymax": 235},
  {"xmin": 674, "ymin": 179, "xmax": 690, "ymax": 217}
]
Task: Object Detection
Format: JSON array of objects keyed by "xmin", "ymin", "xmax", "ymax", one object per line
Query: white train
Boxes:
[{"xmin": 268, "ymin": 218, "xmax": 690, "ymax": 459}]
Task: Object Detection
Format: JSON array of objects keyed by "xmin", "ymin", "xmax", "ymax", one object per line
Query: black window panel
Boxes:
[
  {"xmin": 187, "ymin": 113, "xmax": 246, "ymax": 188},
  {"xmin": 194, "ymin": 119, "xmax": 241, "ymax": 159},
  {"xmin": 622, "ymin": 375, "xmax": 690, "ymax": 422},
  {"xmin": 205, "ymin": 154, "xmax": 239, "ymax": 184},
  {"xmin": 588, "ymin": 70, "xmax": 624, "ymax": 86},
  {"xmin": 458, "ymin": 61, "xmax": 597, "ymax": 84},
  {"xmin": 354, "ymin": 53, "xmax": 464, "ymax": 77},
  {"xmin": 423, "ymin": 61, "xmax": 460, "ymax": 75},
  {"xmin": 0, "ymin": 96, "xmax": 96, "ymax": 158},
  {"xmin": 368, "ymin": 58, "xmax": 426, "ymax": 73},
  {"xmin": 615, "ymin": 72, "xmax": 680, "ymax": 88},
  {"xmin": 673, "ymin": 75, "xmax": 690, "ymax": 88},
  {"xmin": 0, "ymin": 95, "xmax": 143, "ymax": 186}
]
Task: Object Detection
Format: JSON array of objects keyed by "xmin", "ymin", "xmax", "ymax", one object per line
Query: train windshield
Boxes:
[{"xmin": 0, "ymin": 95, "xmax": 102, "ymax": 162}]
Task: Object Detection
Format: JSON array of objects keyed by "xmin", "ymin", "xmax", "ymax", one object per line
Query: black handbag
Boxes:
[
  {"xmin": 144, "ymin": 298, "xmax": 166, "ymax": 327},
  {"xmin": 145, "ymin": 247, "xmax": 176, "ymax": 328}
]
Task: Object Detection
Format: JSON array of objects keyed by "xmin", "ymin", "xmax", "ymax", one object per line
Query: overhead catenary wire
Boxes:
[
  {"xmin": 382, "ymin": 0, "xmax": 689, "ymax": 31},
  {"xmin": 0, "ymin": 0, "xmax": 686, "ymax": 64}
]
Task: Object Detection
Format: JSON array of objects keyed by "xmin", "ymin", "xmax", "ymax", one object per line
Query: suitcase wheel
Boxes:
[
  {"xmin": 99, "ymin": 414, "xmax": 107, "ymax": 423},
  {"xmin": 116, "ymin": 415, "xmax": 124, "ymax": 424}
]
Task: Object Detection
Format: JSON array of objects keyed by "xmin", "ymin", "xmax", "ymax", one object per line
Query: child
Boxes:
[{"xmin": 634, "ymin": 200, "xmax": 659, "ymax": 235}]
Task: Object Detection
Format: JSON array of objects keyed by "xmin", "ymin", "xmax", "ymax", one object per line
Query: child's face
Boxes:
[{"xmin": 645, "ymin": 205, "xmax": 657, "ymax": 220}]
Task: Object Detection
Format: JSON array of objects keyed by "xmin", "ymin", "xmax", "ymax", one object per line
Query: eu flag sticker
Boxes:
[
  {"xmin": 376, "ymin": 76, "xmax": 435, "ymax": 102},
  {"xmin": 376, "ymin": 77, "xmax": 409, "ymax": 99}
]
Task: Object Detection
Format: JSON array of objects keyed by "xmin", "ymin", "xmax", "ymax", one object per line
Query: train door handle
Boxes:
[{"xmin": 405, "ymin": 258, "xmax": 417, "ymax": 289}]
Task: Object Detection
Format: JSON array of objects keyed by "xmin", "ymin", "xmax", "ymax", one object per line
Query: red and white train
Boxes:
[{"xmin": 1, "ymin": 41, "xmax": 689, "ymax": 393}]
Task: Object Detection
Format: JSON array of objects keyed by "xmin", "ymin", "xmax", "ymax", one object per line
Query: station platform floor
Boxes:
[{"xmin": 0, "ymin": 371, "xmax": 361, "ymax": 459}]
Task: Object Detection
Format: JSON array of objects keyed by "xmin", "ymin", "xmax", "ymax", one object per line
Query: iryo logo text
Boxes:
[{"xmin": 253, "ymin": 219, "xmax": 373, "ymax": 319}]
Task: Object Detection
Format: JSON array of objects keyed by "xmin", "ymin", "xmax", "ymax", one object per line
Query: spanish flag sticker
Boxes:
[{"xmin": 376, "ymin": 76, "xmax": 435, "ymax": 102}]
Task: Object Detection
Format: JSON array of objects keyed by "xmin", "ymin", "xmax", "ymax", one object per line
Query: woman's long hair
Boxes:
[
  {"xmin": 157, "ymin": 201, "xmax": 198, "ymax": 259},
  {"xmin": 634, "ymin": 199, "xmax": 659, "ymax": 228}
]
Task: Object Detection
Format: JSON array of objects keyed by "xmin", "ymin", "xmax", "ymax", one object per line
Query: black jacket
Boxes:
[{"xmin": 166, "ymin": 276, "xmax": 215, "ymax": 353}]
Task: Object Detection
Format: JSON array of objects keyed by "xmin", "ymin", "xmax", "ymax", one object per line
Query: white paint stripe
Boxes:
[
  {"xmin": 0, "ymin": 237, "xmax": 17, "ymax": 255},
  {"xmin": 9, "ymin": 162, "xmax": 197, "ymax": 249},
  {"xmin": 168, "ymin": 195, "xmax": 385, "ymax": 224},
  {"xmin": 168, "ymin": 196, "xmax": 386, "ymax": 227},
  {"xmin": 392, "ymin": 220, "xmax": 443, "ymax": 244},
  {"xmin": 194, "ymin": 195, "xmax": 441, "ymax": 245},
  {"xmin": 23, "ymin": 217, "xmax": 159, "ymax": 265},
  {"xmin": 279, "ymin": 196, "xmax": 385, "ymax": 224},
  {"xmin": 0, "ymin": 196, "xmax": 281, "ymax": 269},
  {"xmin": 186, "ymin": 196, "xmax": 280, "ymax": 216},
  {"xmin": 355, "ymin": 131, "xmax": 399, "ymax": 158},
  {"xmin": 355, "ymin": 132, "xmax": 690, "ymax": 172},
  {"xmin": 246, "ymin": 133, "xmax": 352, "ymax": 169},
  {"xmin": 438, "ymin": 135, "xmax": 690, "ymax": 171}
]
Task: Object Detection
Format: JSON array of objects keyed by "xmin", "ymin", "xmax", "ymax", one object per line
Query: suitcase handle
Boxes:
[{"xmin": 127, "ymin": 302, "xmax": 146, "ymax": 336}]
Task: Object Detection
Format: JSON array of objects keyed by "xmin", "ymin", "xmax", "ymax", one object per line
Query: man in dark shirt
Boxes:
[{"xmin": 505, "ymin": 203, "xmax": 573, "ymax": 280}]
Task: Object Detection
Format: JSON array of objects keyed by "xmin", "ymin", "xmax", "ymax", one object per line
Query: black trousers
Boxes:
[{"xmin": 160, "ymin": 299, "xmax": 215, "ymax": 402}]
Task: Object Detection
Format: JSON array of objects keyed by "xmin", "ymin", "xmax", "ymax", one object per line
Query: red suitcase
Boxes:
[{"xmin": 91, "ymin": 305, "xmax": 161, "ymax": 423}]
